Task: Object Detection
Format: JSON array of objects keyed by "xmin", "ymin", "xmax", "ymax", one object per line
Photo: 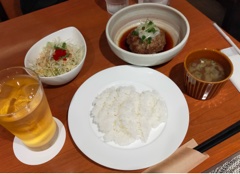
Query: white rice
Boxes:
[{"xmin": 90, "ymin": 86, "xmax": 168, "ymax": 146}]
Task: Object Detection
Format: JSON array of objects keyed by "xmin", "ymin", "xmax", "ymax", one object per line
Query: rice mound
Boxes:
[{"xmin": 90, "ymin": 86, "xmax": 167, "ymax": 146}]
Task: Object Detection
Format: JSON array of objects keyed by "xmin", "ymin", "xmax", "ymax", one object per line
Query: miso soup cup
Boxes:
[{"xmin": 184, "ymin": 48, "xmax": 233, "ymax": 100}]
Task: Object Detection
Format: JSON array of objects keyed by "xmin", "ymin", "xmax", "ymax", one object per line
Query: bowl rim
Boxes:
[
  {"xmin": 106, "ymin": 3, "xmax": 190, "ymax": 57},
  {"xmin": 24, "ymin": 26, "xmax": 87, "ymax": 80}
]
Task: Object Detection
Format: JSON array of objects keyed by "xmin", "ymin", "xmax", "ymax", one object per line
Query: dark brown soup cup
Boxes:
[{"xmin": 184, "ymin": 48, "xmax": 233, "ymax": 100}]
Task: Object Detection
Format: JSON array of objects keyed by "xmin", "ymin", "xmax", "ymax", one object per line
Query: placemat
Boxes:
[
  {"xmin": 221, "ymin": 47, "xmax": 240, "ymax": 92},
  {"xmin": 205, "ymin": 151, "xmax": 240, "ymax": 173}
]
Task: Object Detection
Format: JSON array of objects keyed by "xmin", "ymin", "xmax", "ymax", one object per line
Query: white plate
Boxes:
[{"xmin": 68, "ymin": 65, "xmax": 189, "ymax": 170}]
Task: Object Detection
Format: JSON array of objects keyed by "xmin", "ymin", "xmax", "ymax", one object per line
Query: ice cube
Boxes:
[
  {"xmin": 22, "ymin": 83, "xmax": 39, "ymax": 100},
  {"xmin": 0, "ymin": 84, "xmax": 16, "ymax": 99},
  {"xmin": 6, "ymin": 98, "xmax": 17, "ymax": 114}
]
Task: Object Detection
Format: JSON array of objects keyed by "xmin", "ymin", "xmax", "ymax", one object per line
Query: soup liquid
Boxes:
[
  {"xmin": 0, "ymin": 75, "xmax": 57, "ymax": 150},
  {"xmin": 188, "ymin": 58, "xmax": 225, "ymax": 82}
]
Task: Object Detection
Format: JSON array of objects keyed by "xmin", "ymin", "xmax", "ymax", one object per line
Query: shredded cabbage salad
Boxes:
[{"xmin": 31, "ymin": 38, "xmax": 83, "ymax": 77}]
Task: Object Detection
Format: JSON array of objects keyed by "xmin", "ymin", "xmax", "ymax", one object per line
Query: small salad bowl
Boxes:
[{"xmin": 24, "ymin": 26, "xmax": 87, "ymax": 86}]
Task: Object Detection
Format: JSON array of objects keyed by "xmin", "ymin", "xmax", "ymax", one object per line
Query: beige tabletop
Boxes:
[{"xmin": 0, "ymin": 0, "xmax": 239, "ymax": 172}]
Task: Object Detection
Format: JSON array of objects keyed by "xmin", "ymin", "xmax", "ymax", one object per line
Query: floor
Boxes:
[
  {"xmin": 0, "ymin": 0, "xmax": 239, "ymax": 41},
  {"xmin": 187, "ymin": 0, "xmax": 240, "ymax": 42},
  {"xmin": 0, "ymin": 0, "xmax": 225, "ymax": 22},
  {"xmin": 187, "ymin": 0, "xmax": 226, "ymax": 26},
  {"xmin": 0, "ymin": 1, "xmax": 230, "ymax": 24},
  {"xmin": 0, "ymin": 2, "xmax": 8, "ymax": 21}
]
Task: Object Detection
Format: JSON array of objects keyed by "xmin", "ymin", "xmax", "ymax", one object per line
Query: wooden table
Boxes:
[{"xmin": 0, "ymin": 0, "xmax": 239, "ymax": 172}]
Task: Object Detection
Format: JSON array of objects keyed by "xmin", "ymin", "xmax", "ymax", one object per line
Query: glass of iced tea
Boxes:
[{"xmin": 0, "ymin": 67, "xmax": 58, "ymax": 151}]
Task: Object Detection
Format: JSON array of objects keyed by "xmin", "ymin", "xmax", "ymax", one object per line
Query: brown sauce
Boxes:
[{"xmin": 118, "ymin": 27, "xmax": 174, "ymax": 53}]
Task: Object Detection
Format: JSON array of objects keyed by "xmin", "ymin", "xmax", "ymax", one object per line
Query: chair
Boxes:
[{"xmin": 0, "ymin": 0, "xmax": 22, "ymax": 20}]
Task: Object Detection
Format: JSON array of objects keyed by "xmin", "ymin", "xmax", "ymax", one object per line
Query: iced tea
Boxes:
[{"xmin": 0, "ymin": 67, "xmax": 57, "ymax": 150}]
